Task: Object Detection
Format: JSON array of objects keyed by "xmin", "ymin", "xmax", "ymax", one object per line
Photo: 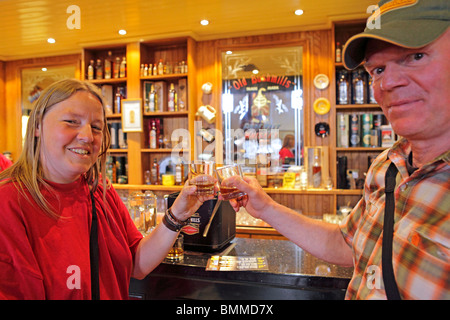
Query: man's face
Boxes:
[{"xmin": 364, "ymin": 29, "xmax": 450, "ymax": 142}]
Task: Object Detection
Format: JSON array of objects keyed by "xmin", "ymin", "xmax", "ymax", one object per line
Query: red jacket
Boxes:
[
  {"xmin": 0, "ymin": 154, "xmax": 12, "ymax": 172},
  {"xmin": 0, "ymin": 177, "xmax": 143, "ymax": 299}
]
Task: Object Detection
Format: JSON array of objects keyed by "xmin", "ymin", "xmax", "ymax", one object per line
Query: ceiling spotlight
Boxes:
[
  {"xmin": 226, "ymin": 50, "xmax": 233, "ymax": 55},
  {"xmin": 41, "ymin": 67, "xmax": 47, "ymax": 72},
  {"xmin": 118, "ymin": 29, "xmax": 127, "ymax": 35},
  {"xmin": 200, "ymin": 19, "xmax": 209, "ymax": 26},
  {"xmin": 47, "ymin": 38, "xmax": 56, "ymax": 44},
  {"xmin": 295, "ymin": 9, "xmax": 304, "ymax": 16}
]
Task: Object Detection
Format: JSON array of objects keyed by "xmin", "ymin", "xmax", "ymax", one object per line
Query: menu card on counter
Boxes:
[{"xmin": 206, "ymin": 256, "xmax": 268, "ymax": 271}]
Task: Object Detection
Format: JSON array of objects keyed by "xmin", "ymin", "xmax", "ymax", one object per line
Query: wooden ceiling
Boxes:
[{"xmin": 0, "ymin": 0, "xmax": 375, "ymax": 60}]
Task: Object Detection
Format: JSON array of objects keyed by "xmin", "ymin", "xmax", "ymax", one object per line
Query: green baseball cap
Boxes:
[{"xmin": 343, "ymin": 0, "xmax": 450, "ymax": 70}]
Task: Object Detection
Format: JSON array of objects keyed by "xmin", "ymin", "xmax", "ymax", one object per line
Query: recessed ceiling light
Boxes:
[
  {"xmin": 200, "ymin": 19, "xmax": 209, "ymax": 26},
  {"xmin": 47, "ymin": 38, "xmax": 56, "ymax": 44},
  {"xmin": 294, "ymin": 9, "xmax": 304, "ymax": 16},
  {"xmin": 226, "ymin": 51, "xmax": 232, "ymax": 55},
  {"xmin": 41, "ymin": 67, "xmax": 47, "ymax": 72},
  {"xmin": 118, "ymin": 29, "xmax": 127, "ymax": 35}
]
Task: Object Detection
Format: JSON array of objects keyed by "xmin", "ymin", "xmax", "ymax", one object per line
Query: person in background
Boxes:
[
  {"xmin": 278, "ymin": 134, "xmax": 295, "ymax": 164},
  {"xmin": 224, "ymin": 0, "xmax": 449, "ymax": 299},
  {"xmin": 0, "ymin": 79, "xmax": 214, "ymax": 299},
  {"xmin": 0, "ymin": 153, "xmax": 12, "ymax": 172}
]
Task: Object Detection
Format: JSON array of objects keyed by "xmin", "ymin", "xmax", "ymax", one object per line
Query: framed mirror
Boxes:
[{"xmin": 221, "ymin": 46, "xmax": 304, "ymax": 168}]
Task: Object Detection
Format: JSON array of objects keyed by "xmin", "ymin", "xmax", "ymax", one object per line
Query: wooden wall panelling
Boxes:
[
  {"xmin": 125, "ymin": 42, "xmax": 142, "ymax": 184},
  {"xmin": 4, "ymin": 54, "xmax": 81, "ymax": 161}
]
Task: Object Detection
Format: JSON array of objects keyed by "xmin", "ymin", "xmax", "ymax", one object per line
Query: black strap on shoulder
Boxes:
[
  {"xmin": 90, "ymin": 191, "xmax": 100, "ymax": 300},
  {"xmin": 382, "ymin": 162, "xmax": 402, "ymax": 300}
]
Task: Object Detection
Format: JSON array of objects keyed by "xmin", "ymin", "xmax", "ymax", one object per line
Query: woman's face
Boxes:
[{"xmin": 36, "ymin": 91, "xmax": 104, "ymax": 184}]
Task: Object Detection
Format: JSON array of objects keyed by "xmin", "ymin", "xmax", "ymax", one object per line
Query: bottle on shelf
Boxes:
[
  {"xmin": 151, "ymin": 158, "xmax": 160, "ymax": 185},
  {"xmin": 368, "ymin": 75, "xmax": 377, "ymax": 104},
  {"xmin": 87, "ymin": 60, "xmax": 94, "ymax": 80},
  {"xmin": 335, "ymin": 42, "xmax": 342, "ymax": 63},
  {"xmin": 312, "ymin": 149, "xmax": 322, "ymax": 188},
  {"xmin": 337, "ymin": 70, "xmax": 350, "ymax": 105},
  {"xmin": 114, "ymin": 57, "xmax": 121, "ymax": 78},
  {"xmin": 168, "ymin": 83, "xmax": 176, "ymax": 112},
  {"xmin": 144, "ymin": 170, "xmax": 151, "ymax": 185},
  {"xmin": 148, "ymin": 84, "xmax": 157, "ymax": 112},
  {"xmin": 255, "ymin": 152, "xmax": 269, "ymax": 187},
  {"xmin": 119, "ymin": 56, "xmax": 127, "ymax": 78},
  {"xmin": 115, "ymin": 87, "xmax": 123, "ymax": 114},
  {"xmin": 95, "ymin": 59, "xmax": 103, "ymax": 80},
  {"xmin": 175, "ymin": 162, "xmax": 185, "ymax": 185},
  {"xmin": 157, "ymin": 59, "xmax": 164, "ymax": 75},
  {"xmin": 104, "ymin": 51, "xmax": 112, "ymax": 79},
  {"xmin": 140, "ymin": 64, "xmax": 145, "ymax": 77},
  {"xmin": 152, "ymin": 63, "xmax": 157, "ymax": 76},
  {"xmin": 149, "ymin": 120, "xmax": 157, "ymax": 149},
  {"xmin": 352, "ymin": 69, "xmax": 366, "ymax": 104}
]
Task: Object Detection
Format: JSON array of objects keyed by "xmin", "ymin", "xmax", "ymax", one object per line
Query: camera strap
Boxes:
[
  {"xmin": 382, "ymin": 162, "xmax": 402, "ymax": 300},
  {"xmin": 90, "ymin": 191, "xmax": 100, "ymax": 300}
]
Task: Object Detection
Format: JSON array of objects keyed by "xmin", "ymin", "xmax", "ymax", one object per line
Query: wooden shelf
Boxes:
[
  {"xmin": 112, "ymin": 184, "xmax": 363, "ymax": 196},
  {"xmin": 141, "ymin": 148, "xmax": 189, "ymax": 153},
  {"xmin": 143, "ymin": 111, "xmax": 188, "ymax": 117},
  {"xmin": 140, "ymin": 73, "xmax": 187, "ymax": 81},
  {"xmin": 88, "ymin": 78, "xmax": 127, "ymax": 84},
  {"xmin": 336, "ymin": 104, "xmax": 380, "ymax": 110},
  {"xmin": 336, "ymin": 147, "xmax": 386, "ymax": 152}
]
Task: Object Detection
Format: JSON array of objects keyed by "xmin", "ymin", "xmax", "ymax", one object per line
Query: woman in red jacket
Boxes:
[{"xmin": 0, "ymin": 79, "xmax": 213, "ymax": 299}]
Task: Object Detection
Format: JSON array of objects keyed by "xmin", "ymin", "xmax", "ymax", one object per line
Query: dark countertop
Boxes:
[{"xmin": 130, "ymin": 238, "xmax": 354, "ymax": 300}]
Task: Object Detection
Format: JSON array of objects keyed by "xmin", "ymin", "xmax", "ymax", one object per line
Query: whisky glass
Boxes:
[
  {"xmin": 215, "ymin": 163, "xmax": 247, "ymax": 200},
  {"xmin": 166, "ymin": 234, "xmax": 184, "ymax": 261},
  {"xmin": 188, "ymin": 160, "xmax": 215, "ymax": 196}
]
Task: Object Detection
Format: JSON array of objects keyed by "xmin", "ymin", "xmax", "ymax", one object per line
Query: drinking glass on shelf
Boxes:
[
  {"xmin": 215, "ymin": 163, "xmax": 247, "ymax": 200},
  {"xmin": 188, "ymin": 160, "xmax": 215, "ymax": 196}
]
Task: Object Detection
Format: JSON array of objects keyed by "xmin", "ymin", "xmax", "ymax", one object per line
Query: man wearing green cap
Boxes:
[{"xmin": 224, "ymin": 0, "xmax": 449, "ymax": 300}]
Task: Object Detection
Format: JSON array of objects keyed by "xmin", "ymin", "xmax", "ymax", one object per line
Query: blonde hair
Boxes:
[{"xmin": 0, "ymin": 79, "xmax": 111, "ymax": 218}]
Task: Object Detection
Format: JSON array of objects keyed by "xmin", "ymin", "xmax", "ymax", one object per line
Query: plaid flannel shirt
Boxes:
[{"xmin": 339, "ymin": 138, "xmax": 450, "ymax": 300}]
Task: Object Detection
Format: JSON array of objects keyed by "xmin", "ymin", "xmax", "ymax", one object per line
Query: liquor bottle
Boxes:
[
  {"xmin": 140, "ymin": 64, "xmax": 145, "ymax": 77},
  {"xmin": 149, "ymin": 120, "xmax": 157, "ymax": 149},
  {"xmin": 104, "ymin": 51, "xmax": 112, "ymax": 79},
  {"xmin": 175, "ymin": 163, "xmax": 184, "ymax": 185},
  {"xmin": 152, "ymin": 63, "xmax": 157, "ymax": 76},
  {"xmin": 337, "ymin": 70, "xmax": 349, "ymax": 105},
  {"xmin": 144, "ymin": 170, "xmax": 151, "ymax": 185},
  {"xmin": 352, "ymin": 69, "xmax": 365, "ymax": 104},
  {"xmin": 157, "ymin": 59, "xmax": 164, "ymax": 75},
  {"xmin": 335, "ymin": 42, "xmax": 342, "ymax": 63},
  {"xmin": 151, "ymin": 158, "xmax": 160, "ymax": 185},
  {"xmin": 168, "ymin": 83, "xmax": 176, "ymax": 112},
  {"xmin": 87, "ymin": 60, "xmax": 94, "ymax": 80},
  {"xmin": 312, "ymin": 149, "xmax": 322, "ymax": 188},
  {"xmin": 368, "ymin": 75, "xmax": 377, "ymax": 104},
  {"xmin": 255, "ymin": 152, "xmax": 269, "ymax": 187},
  {"xmin": 114, "ymin": 57, "xmax": 121, "ymax": 78},
  {"xmin": 148, "ymin": 84, "xmax": 157, "ymax": 112},
  {"xmin": 95, "ymin": 59, "xmax": 103, "ymax": 80},
  {"xmin": 119, "ymin": 57, "xmax": 127, "ymax": 78},
  {"xmin": 115, "ymin": 87, "xmax": 123, "ymax": 114},
  {"xmin": 349, "ymin": 113, "xmax": 361, "ymax": 147},
  {"xmin": 144, "ymin": 64, "xmax": 148, "ymax": 77}
]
